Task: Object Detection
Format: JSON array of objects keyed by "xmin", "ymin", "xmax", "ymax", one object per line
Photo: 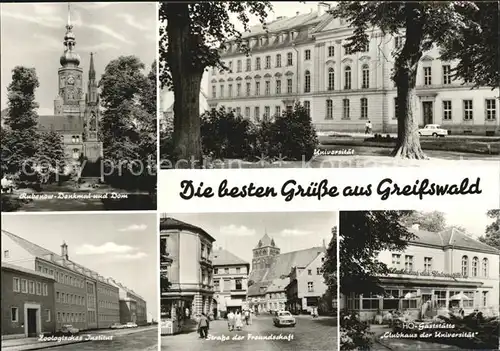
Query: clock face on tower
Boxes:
[{"xmin": 67, "ymin": 76, "xmax": 75, "ymax": 85}]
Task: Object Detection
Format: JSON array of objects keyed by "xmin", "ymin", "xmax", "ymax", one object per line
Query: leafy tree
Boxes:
[
  {"xmin": 3, "ymin": 67, "xmax": 40, "ymax": 179},
  {"xmin": 439, "ymin": 1, "xmax": 499, "ymax": 89},
  {"xmin": 330, "ymin": 2, "xmax": 481, "ymax": 159},
  {"xmin": 36, "ymin": 131, "xmax": 65, "ymax": 181},
  {"xmin": 479, "ymin": 209, "xmax": 500, "ymax": 250},
  {"xmin": 401, "ymin": 211, "xmax": 447, "ymax": 232},
  {"xmin": 159, "ymin": 2, "xmax": 272, "ymax": 164},
  {"xmin": 322, "ymin": 226, "xmax": 337, "ymax": 297},
  {"xmin": 340, "ymin": 211, "xmax": 415, "ymax": 295}
]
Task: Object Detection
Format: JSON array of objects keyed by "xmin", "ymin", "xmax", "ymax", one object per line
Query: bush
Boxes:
[{"xmin": 340, "ymin": 311, "xmax": 372, "ymax": 350}]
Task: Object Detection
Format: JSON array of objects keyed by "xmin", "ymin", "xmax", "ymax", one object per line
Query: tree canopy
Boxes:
[
  {"xmin": 478, "ymin": 209, "xmax": 500, "ymax": 250},
  {"xmin": 322, "ymin": 226, "xmax": 337, "ymax": 296}
]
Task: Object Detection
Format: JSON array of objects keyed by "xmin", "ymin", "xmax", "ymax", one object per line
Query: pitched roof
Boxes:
[
  {"xmin": 38, "ymin": 115, "xmax": 85, "ymax": 132},
  {"xmin": 409, "ymin": 227, "xmax": 499, "ymax": 255},
  {"xmin": 160, "ymin": 217, "xmax": 216, "ymax": 243},
  {"xmin": 212, "ymin": 248, "xmax": 249, "ymax": 266},
  {"xmin": 266, "ymin": 277, "xmax": 289, "ymax": 293},
  {"xmin": 255, "ymin": 233, "xmax": 274, "ymax": 248},
  {"xmin": 1, "ymin": 262, "xmax": 56, "ymax": 280},
  {"xmin": 248, "ymin": 246, "xmax": 324, "ymax": 296}
]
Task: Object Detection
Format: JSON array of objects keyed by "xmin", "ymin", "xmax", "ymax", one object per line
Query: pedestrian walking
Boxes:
[
  {"xmin": 365, "ymin": 120, "xmax": 372, "ymax": 134},
  {"xmin": 235, "ymin": 310, "xmax": 243, "ymax": 331},
  {"xmin": 244, "ymin": 310, "xmax": 250, "ymax": 325},
  {"xmin": 227, "ymin": 311, "xmax": 235, "ymax": 331},
  {"xmin": 197, "ymin": 313, "xmax": 209, "ymax": 339}
]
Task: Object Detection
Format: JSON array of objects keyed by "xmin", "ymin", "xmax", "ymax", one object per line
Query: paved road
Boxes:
[
  {"xmin": 43, "ymin": 327, "xmax": 158, "ymax": 351},
  {"xmin": 161, "ymin": 315, "xmax": 336, "ymax": 351}
]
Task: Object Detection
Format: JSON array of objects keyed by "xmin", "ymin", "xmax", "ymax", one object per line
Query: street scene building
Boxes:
[
  {"xmin": 341, "ymin": 225, "xmax": 500, "ymax": 321},
  {"xmin": 109, "ymin": 279, "xmax": 148, "ymax": 326},
  {"xmin": 207, "ymin": 3, "xmax": 499, "ymax": 135},
  {"xmin": 212, "ymin": 247, "xmax": 250, "ymax": 318},
  {"xmin": 1, "ymin": 229, "xmax": 145, "ymax": 336}
]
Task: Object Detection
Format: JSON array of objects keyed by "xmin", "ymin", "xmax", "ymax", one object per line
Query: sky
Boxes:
[
  {"xmin": 1, "ymin": 213, "xmax": 158, "ymax": 321},
  {"xmin": 165, "ymin": 212, "xmax": 336, "ymax": 263},
  {"xmin": 443, "ymin": 208, "xmax": 494, "ymax": 238},
  {"xmin": 1, "ymin": 2, "xmax": 156, "ymax": 115}
]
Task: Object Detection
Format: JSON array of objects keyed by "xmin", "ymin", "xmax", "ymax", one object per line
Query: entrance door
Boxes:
[
  {"xmin": 422, "ymin": 101, "xmax": 433, "ymax": 125},
  {"xmin": 27, "ymin": 309, "xmax": 37, "ymax": 337}
]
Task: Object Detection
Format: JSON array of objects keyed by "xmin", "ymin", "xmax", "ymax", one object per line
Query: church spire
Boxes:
[
  {"xmin": 67, "ymin": 3, "xmax": 72, "ymax": 30},
  {"xmin": 60, "ymin": 2, "xmax": 80, "ymax": 67},
  {"xmin": 89, "ymin": 52, "xmax": 96, "ymax": 80}
]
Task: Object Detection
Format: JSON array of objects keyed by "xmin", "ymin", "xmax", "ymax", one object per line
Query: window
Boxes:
[
  {"xmin": 423, "ymin": 66, "xmax": 432, "ymax": 85},
  {"xmin": 276, "ymin": 54, "xmax": 281, "ymax": 67},
  {"xmin": 392, "ymin": 253, "xmax": 401, "ymax": 267},
  {"xmin": 328, "ymin": 45, "xmax": 334, "ymax": 57},
  {"xmin": 326, "ymin": 99, "xmax": 333, "ymax": 119},
  {"xmin": 362, "ymin": 292, "xmax": 379, "ymax": 310},
  {"xmin": 245, "ymin": 107, "xmax": 250, "ymax": 118},
  {"xmin": 482, "ymin": 258, "xmax": 489, "ymax": 277},
  {"xmin": 308, "ymin": 269, "xmax": 312, "ymax": 275},
  {"xmin": 328, "ymin": 68, "xmax": 335, "ymax": 91},
  {"xmin": 4, "ymin": 250, "xmax": 9, "ymax": 258},
  {"xmin": 265, "ymin": 56, "xmax": 271, "ymax": 69},
  {"xmin": 342, "ymin": 99, "xmax": 350, "ymax": 119},
  {"xmin": 287, "ymin": 52, "xmax": 293, "ymax": 66},
  {"xmin": 43, "ymin": 283, "xmax": 48, "ymax": 296},
  {"xmin": 228, "ymin": 84, "xmax": 233, "ymax": 97},
  {"xmin": 57, "ymin": 312, "xmax": 61, "ymax": 322},
  {"xmin": 236, "ymin": 83, "xmax": 241, "ymax": 97},
  {"xmin": 29, "ymin": 281, "xmax": 34, "ymax": 294},
  {"xmin": 463, "ymin": 100, "xmax": 473, "ymax": 120},
  {"xmin": 362, "ymin": 64, "xmax": 369, "ymax": 88},
  {"xmin": 236, "ymin": 267, "xmax": 241, "ymax": 274},
  {"xmin": 11, "ymin": 307, "xmax": 18, "ymax": 322},
  {"xmin": 307, "ymin": 282, "xmax": 314, "ymax": 292},
  {"xmin": 235, "ymin": 279, "xmax": 243, "ymax": 290},
  {"xmin": 254, "ymin": 106, "xmax": 260, "ymax": 120},
  {"xmin": 424, "ymin": 257, "xmax": 432, "ymax": 272},
  {"xmin": 486, "ymin": 99, "xmax": 496, "ymax": 120},
  {"xmin": 304, "ymin": 101, "xmax": 310, "ymax": 117},
  {"xmin": 236, "ymin": 60, "xmax": 242, "ymax": 73},
  {"xmin": 255, "ymin": 81, "xmax": 260, "ymax": 96},
  {"xmin": 433, "ymin": 290, "xmax": 447, "ymax": 308},
  {"xmin": 344, "ymin": 66, "xmax": 352, "ymax": 89},
  {"xmin": 46, "ymin": 309, "xmax": 51, "ymax": 322},
  {"xmin": 13, "ymin": 277, "xmax": 20, "ymax": 292},
  {"xmin": 275, "ymin": 79, "xmax": 281, "ymax": 94},
  {"xmin": 275, "ymin": 106, "xmax": 281, "ymax": 116},
  {"xmin": 463, "ymin": 291, "xmax": 474, "ymax": 308},
  {"xmin": 461, "ymin": 255, "xmax": 469, "ymax": 276},
  {"xmin": 316, "ymin": 268, "xmax": 321, "ymax": 275},
  {"xmin": 211, "ymin": 85, "xmax": 216, "ymax": 98},
  {"xmin": 344, "ymin": 45, "xmax": 352, "ymax": 55},
  {"xmin": 394, "ymin": 97, "xmax": 399, "ymax": 119},
  {"xmin": 246, "ymin": 82, "xmax": 251, "ymax": 96},
  {"xmin": 214, "ymin": 280, "xmax": 220, "ymax": 291},
  {"xmin": 472, "ymin": 256, "xmax": 479, "ymax": 277},
  {"xmin": 265, "ymin": 81, "xmax": 270, "ymax": 95},
  {"xmin": 246, "ymin": 58, "xmax": 251, "ymax": 71},
  {"xmin": 404, "ymin": 255, "xmax": 414, "ymax": 271},
  {"xmin": 482, "ymin": 291, "xmax": 488, "ymax": 307},
  {"xmin": 255, "ymin": 57, "xmax": 261, "ymax": 70},
  {"xmin": 362, "ymin": 43, "xmax": 369, "ymax": 52},
  {"xmin": 304, "ymin": 70, "xmax": 311, "ymax": 93},
  {"xmin": 442, "ymin": 65, "xmax": 451, "ymax": 84},
  {"xmin": 305, "ymin": 49, "xmax": 311, "ymax": 60},
  {"xmin": 402, "ymin": 290, "xmax": 418, "ymax": 309},
  {"xmin": 21, "ymin": 279, "xmax": 27, "ymax": 293},
  {"xmin": 360, "ymin": 98, "xmax": 368, "ymax": 119},
  {"xmin": 287, "ymin": 79, "xmax": 293, "ymax": 93},
  {"xmin": 212, "ymin": 67, "xmax": 216, "ymax": 75},
  {"xmin": 220, "ymin": 85, "xmax": 224, "ymax": 98},
  {"xmin": 443, "ymin": 101, "xmax": 452, "ymax": 120},
  {"xmin": 223, "ymin": 279, "xmax": 231, "ymax": 292},
  {"xmin": 382, "ymin": 290, "xmax": 400, "ymax": 310},
  {"xmin": 264, "ymin": 106, "xmax": 270, "ymax": 121},
  {"xmin": 395, "ymin": 36, "xmax": 404, "ymax": 49},
  {"xmin": 236, "ymin": 107, "xmax": 241, "ymax": 116}
]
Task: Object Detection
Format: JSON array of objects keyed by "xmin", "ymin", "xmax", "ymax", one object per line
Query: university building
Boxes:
[
  {"xmin": 160, "ymin": 217, "xmax": 215, "ymax": 335},
  {"xmin": 1, "ymin": 230, "xmax": 144, "ymax": 336},
  {"xmin": 109, "ymin": 279, "xmax": 148, "ymax": 326},
  {"xmin": 212, "ymin": 247, "xmax": 250, "ymax": 318},
  {"xmin": 341, "ymin": 226, "xmax": 500, "ymax": 322},
  {"xmin": 247, "ymin": 232, "xmax": 326, "ymax": 313},
  {"xmin": 207, "ymin": 3, "xmax": 499, "ymax": 135}
]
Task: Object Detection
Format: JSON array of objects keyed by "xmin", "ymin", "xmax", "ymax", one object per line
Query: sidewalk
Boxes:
[{"xmin": 1, "ymin": 326, "xmax": 156, "ymax": 351}]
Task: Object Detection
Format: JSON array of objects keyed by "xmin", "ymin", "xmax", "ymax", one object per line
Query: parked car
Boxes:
[
  {"xmin": 273, "ymin": 311, "xmax": 296, "ymax": 327},
  {"xmin": 125, "ymin": 322, "xmax": 138, "ymax": 328},
  {"xmin": 110, "ymin": 323, "xmax": 125, "ymax": 329},
  {"xmin": 59, "ymin": 324, "xmax": 79, "ymax": 335},
  {"xmin": 418, "ymin": 124, "xmax": 448, "ymax": 137}
]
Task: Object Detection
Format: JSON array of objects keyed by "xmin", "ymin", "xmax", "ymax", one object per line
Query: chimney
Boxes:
[
  {"xmin": 322, "ymin": 239, "xmax": 326, "ymax": 248},
  {"xmin": 411, "ymin": 224, "xmax": 420, "ymax": 230},
  {"xmin": 296, "ymin": 11, "xmax": 300, "ymax": 16},
  {"xmin": 318, "ymin": 2, "xmax": 331, "ymax": 17},
  {"xmin": 61, "ymin": 241, "xmax": 69, "ymax": 260}
]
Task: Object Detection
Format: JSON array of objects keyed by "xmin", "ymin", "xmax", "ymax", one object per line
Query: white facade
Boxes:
[{"xmin": 208, "ymin": 10, "xmax": 499, "ymax": 135}]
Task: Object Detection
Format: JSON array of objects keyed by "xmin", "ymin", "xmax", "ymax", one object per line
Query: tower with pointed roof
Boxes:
[
  {"xmin": 83, "ymin": 52, "xmax": 100, "ymax": 147},
  {"xmin": 252, "ymin": 231, "xmax": 281, "ymax": 271}
]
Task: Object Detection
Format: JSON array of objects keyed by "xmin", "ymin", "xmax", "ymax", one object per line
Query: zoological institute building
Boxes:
[
  {"xmin": 340, "ymin": 226, "xmax": 500, "ymax": 322},
  {"xmin": 207, "ymin": 3, "xmax": 499, "ymax": 135}
]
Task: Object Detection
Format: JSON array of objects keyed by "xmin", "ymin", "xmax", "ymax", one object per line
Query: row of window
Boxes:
[
  {"xmin": 37, "ymin": 264, "xmax": 86, "ymax": 289},
  {"xmin": 213, "ymin": 266, "xmax": 247, "ymax": 275},
  {"xmin": 57, "ymin": 311, "xmax": 85, "ymax": 323},
  {"xmin": 71, "ymin": 135, "xmax": 81, "ymax": 143},
  {"xmin": 461, "ymin": 255, "xmax": 490, "ymax": 277},
  {"xmin": 267, "ymin": 292, "xmax": 286, "ymax": 300},
  {"xmin": 213, "ymin": 278, "xmax": 244, "ymax": 291},
  {"xmin": 98, "ymin": 300, "xmax": 119, "ymax": 310},
  {"xmin": 10, "ymin": 307, "xmax": 51, "ymax": 323},
  {"xmin": 13, "ymin": 277, "xmax": 49, "ymax": 296},
  {"xmin": 391, "ymin": 254, "xmax": 490, "ymax": 277},
  {"xmin": 98, "ymin": 314, "xmax": 119, "ymax": 322},
  {"xmin": 56, "ymin": 291, "xmax": 85, "ymax": 305},
  {"xmin": 97, "ymin": 286, "xmax": 118, "ymax": 298}
]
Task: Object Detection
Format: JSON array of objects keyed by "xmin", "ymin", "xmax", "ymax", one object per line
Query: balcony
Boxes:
[
  {"xmin": 230, "ymin": 289, "xmax": 247, "ymax": 296},
  {"xmin": 200, "ymin": 256, "xmax": 212, "ymax": 266}
]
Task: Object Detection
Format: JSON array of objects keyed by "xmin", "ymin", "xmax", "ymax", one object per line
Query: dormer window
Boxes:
[
  {"xmin": 260, "ymin": 37, "xmax": 266, "ymax": 46},
  {"xmin": 290, "ymin": 31, "xmax": 295, "ymax": 40}
]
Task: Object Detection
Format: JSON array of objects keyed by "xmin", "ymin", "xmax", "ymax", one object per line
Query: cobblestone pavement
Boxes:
[{"xmin": 161, "ymin": 315, "xmax": 337, "ymax": 351}]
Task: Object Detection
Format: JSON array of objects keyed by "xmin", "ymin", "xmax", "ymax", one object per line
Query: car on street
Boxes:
[
  {"xmin": 418, "ymin": 124, "xmax": 448, "ymax": 137},
  {"xmin": 58, "ymin": 324, "xmax": 80, "ymax": 336},
  {"xmin": 110, "ymin": 323, "xmax": 126, "ymax": 329},
  {"xmin": 273, "ymin": 311, "xmax": 296, "ymax": 327},
  {"xmin": 125, "ymin": 322, "xmax": 138, "ymax": 328}
]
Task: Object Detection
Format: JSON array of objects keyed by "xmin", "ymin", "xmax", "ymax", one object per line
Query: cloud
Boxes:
[
  {"xmin": 116, "ymin": 13, "xmax": 151, "ymax": 31},
  {"xmin": 111, "ymin": 252, "xmax": 148, "ymax": 261},
  {"xmin": 33, "ymin": 33, "xmax": 61, "ymax": 51},
  {"xmin": 80, "ymin": 42, "xmax": 120, "ymax": 52},
  {"xmin": 87, "ymin": 24, "xmax": 135, "ymax": 44},
  {"xmin": 1, "ymin": 10, "xmax": 62, "ymax": 28},
  {"xmin": 279, "ymin": 229, "xmax": 313, "ymax": 237},
  {"xmin": 1, "ymin": 3, "xmax": 83, "ymax": 28},
  {"xmin": 118, "ymin": 224, "xmax": 147, "ymax": 232},
  {"xmin": 75, "ymin": 242, "xmax": 134, "ymax": 255},
  {"xmin": 220, "ymin": 224, "xmax": 256, "ymax": 237}
]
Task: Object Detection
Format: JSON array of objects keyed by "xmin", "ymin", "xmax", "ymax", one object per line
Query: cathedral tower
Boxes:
[
  {"xmin": 84, "ymin": 53, "xmax": 99, "ymax": 141},
  {"xmin": 252, "ymin": 231, "xmax": 281, "ymax": 271}
]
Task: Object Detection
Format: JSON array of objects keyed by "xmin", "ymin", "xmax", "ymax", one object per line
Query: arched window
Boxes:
[
  {"xmin": 472, "ymin": 256, "xmax": 479, "ymax": 277},
  {"xmin": 328, "ymin": 68, "xmax": 335, "ymax": 91},
  {"xmin": 461, "ymin": 255, "xmax": 469, "ymax": 276},
  {"xmin": 72, "ymin": 148, "xmax": 79, "ymax": 160},
  {"xmin": 482, "ymin": 258, "xmax": 489, "ymax": 277},
  {"xmin": 344, "ymin": 66, "xmax": 352, "ymax": 89},
  {"xmin": 304, "ymin": 70, "xmax": 311, "ymax": 93},
  {"xmin": 362, "ymin": 64, "xmax": 370, "ymax": 89}
]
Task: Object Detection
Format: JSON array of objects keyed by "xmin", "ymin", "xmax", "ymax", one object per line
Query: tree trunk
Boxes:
[
  {"xmin": 166, "ymin": 3, "xmax": 204, "ymax": 168},
  {"xmin": 391, "ymin": 3, "xmax": 428, "ymax": 160}
]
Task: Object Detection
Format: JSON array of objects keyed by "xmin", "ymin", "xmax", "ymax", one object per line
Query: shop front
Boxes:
[{"xmin": 160, "ymin": 296, "xmax": 193, "ymax": 335}]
